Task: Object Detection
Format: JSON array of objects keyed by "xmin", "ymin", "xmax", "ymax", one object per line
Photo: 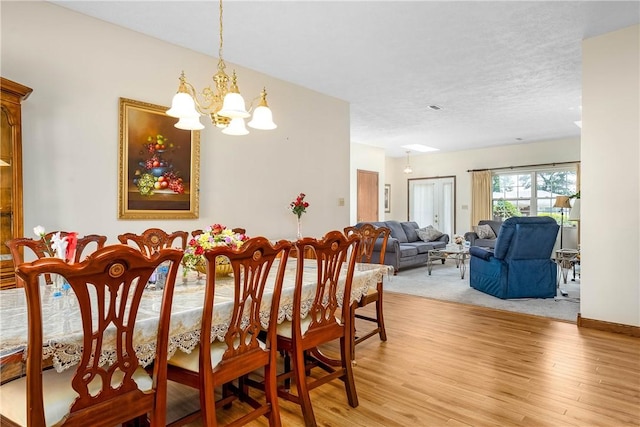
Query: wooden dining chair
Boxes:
[
  {"xmin": 166, "ymin": 237, "xmax": 292, "ymax": 427},
  {"xmin": 5, "ymin": 232, "xmax": 108, "ymax": 287},
  {"xmin": 344, "ymin": 224, "xmax": 390, "ymax": 360},
  {"xmin": 0, "ymin": 245, "xmax": 183, "ymax": 427},
  {"xmin": 118, "ymin": 228, "xmax": 188, "ymax": 256},
  {"xmin": 274, "ymin": 230, "xmax": 360, "ymax": 427}
]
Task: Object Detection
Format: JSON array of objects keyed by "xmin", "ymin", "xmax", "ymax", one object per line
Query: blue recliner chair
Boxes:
[{"xmin": 469, "ymin": 216, "xmax": 559, "ymax": 299}]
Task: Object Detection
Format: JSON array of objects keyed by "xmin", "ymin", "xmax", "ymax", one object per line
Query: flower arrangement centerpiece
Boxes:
[
  {"xmin": 182, "ymin": 224, "xmax": 249, "ymax": 276},
  {"xmin": 33, "ymin": 226, "xmax": 78, "ymax": 295},
  {"xmin": 33, "ymin": 226, "xmax": 77, "ymax": 262},
  {"xmin": 289, "ymin": 193, "xmax": 309, "ymax": 239},
  {"xmin": 453, "ymin": 234, "xmax": 466, "ymax": 248}
]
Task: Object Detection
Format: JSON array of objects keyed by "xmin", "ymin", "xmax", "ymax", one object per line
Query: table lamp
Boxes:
[{"xmin": 569, "ymin": 199, "xmax": 581, "ymax": 221}]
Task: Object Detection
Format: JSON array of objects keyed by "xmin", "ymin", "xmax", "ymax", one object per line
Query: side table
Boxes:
[{"xmin": 555, "ymin": 249, "xmax": 579, "ymax": 296}]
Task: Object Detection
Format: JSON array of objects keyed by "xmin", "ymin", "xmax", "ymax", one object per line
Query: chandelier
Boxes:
[{"xmin": 166, "ymin": 0, "xmax": 276, "ymax": 135}]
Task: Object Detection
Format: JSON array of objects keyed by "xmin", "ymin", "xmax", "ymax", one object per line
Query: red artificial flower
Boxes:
[{"xmin": 290, "ymin": 193, "xmax": 309, "ymax": 218}]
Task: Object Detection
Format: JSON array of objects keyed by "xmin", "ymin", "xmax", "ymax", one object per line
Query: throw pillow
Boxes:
[
  {"xmin": 474, "ymin": 224, "xmax": 497, "ymax": 240},
  {"xmin": 417, "ymin": 225, "xmax": 444, "ymax": 242}
]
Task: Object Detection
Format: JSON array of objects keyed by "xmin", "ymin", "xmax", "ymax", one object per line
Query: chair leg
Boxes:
[
  {"xmin": 340, "ymin": 335, "xmax": 359, "ymax": 408},
  {"xmin": 264, "ymin": 362, "xmax": 282, "ymax": 427},
  {"xmin": 283, "ymin": 351, "xmax": 292, "ymax": 390},
  {"xmin": 200, "ymin": 380, "xmax": 218, "ymax": 427},
  {"xmin": 376, "ymin": 291, "xmax": 387, "ymax": 342},
  {"xmin": 292, "ymin": 348, "xmax": 317, "ymax": 427}
]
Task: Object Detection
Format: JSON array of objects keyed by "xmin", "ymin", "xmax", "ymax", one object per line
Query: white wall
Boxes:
[
  {"xmin": 2, "ymin": 2, "xmax": 351, "ymax": 242},
  {"xmin": 582, "ymin": 25, "xmax": 639, "ymax": 327}
]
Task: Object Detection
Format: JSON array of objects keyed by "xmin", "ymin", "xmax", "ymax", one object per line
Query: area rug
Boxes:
[{"xmin": 383, "ymin": 262, "xmax": 580, "ymax": 322}]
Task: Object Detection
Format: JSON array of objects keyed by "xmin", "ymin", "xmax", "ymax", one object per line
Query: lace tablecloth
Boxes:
[{"xmin": 0, "ymin": 260, "xmax": 391, "ymax": 372}]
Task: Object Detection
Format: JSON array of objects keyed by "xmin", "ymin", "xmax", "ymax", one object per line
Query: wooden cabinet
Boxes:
[{"xmin": 0, "ymin": 77, "xmax": 32, "ymax": 289}]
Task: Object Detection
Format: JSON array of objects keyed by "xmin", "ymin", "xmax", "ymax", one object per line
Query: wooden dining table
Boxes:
[{"xmin": 0, "ymin": 259, "xmax": 391, "ymax": 374}]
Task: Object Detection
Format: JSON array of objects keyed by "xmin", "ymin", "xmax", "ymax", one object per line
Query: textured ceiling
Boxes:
[{"xmin": 52, "ymin": 1, "xmax": 640, "ymax": 157}]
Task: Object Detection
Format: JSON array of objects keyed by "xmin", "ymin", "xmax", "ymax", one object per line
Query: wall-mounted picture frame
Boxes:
[
  {"xmin": 118, "ymin": 98, "xmax": 200, "ymax": 219},
  {"xmin": 384, "ymin": 184, "xmax": 391, "ymax": 213}
]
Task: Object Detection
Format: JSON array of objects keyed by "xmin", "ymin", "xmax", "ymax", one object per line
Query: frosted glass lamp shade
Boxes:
[
  {"xmin": 222, "ymin": 118, "xmax": 249, "ymax": 136},
  {"xmin": 167, "ymin": 92, "xmax": 199, "ymax": 118},
  {"xmin": 218, "ymin": 92, "xmax": 250, "ymax": 119},
  {"xmin": 175, "ymin": 116, "xmax": 204, "ymax": 131},
  {"xmin": 248, "ymin": 105, "xmax": 277, "ymax": 130}
]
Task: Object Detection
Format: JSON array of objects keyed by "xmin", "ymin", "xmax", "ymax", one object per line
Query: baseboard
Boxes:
[{"xmin": 577, "ymin": 313, "xmax": 640, "ymax": 338}]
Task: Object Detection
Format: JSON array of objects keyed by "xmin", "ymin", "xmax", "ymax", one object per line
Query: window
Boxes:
[{"xmin": 492, "ymin": 165, "xmax": 578, "ymax": 222}]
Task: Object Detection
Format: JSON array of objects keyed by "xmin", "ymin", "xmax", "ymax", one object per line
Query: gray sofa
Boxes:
[
  {"xmin": 463, "ymin": 220, "xmax": 503, "ymax": 248},
  {"xmin": 355, "ymin": 221, "xmax": 449, "ymax": 273}
]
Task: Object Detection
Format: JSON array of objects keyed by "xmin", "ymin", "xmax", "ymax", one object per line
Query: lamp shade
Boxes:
[
  {"xmin": 248, "ymin": 105, "xmax": 277, "ymax": 130},
  {"xmin": 553, "ymin": 196, "xmax": 572, "ymax": 209},
  {"xmin": 218, "ymin": 92, "xmax": 250, "ymax": 119},
  {"xmin": 175, "ymin": 116, "xmax": 204, "ymax": 131},
  {"xmin": 222, "ymin": 118, "xmax": 249, "ymax": 136},
  {"xmin": 166, "ymin": 92, "xmax": 200, "ymax": 118},
  {"xmin": 569, "ymin": 199, "xmax": 581, "ymax": 221}
]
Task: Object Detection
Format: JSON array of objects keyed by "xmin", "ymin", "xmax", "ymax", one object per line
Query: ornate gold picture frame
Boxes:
[{"xmin": 118, "ymin": 98, "xmax": 200, "ymax": 219}]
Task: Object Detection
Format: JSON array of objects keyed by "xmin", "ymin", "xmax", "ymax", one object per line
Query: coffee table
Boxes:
[{"xmin": 427, "ymin": 245, "xmax": 470, "ymax": 279}]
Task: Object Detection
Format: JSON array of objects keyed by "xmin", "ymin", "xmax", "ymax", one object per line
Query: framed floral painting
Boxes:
[{"xmin": 118, "ymin": 98, "xmax": 200, "ymax": 219}]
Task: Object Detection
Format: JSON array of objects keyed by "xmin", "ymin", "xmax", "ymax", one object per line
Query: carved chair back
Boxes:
[
  {"xmin": 7, "ymin": 245, "xmax": 182, "ymax": 426},
  {"xmin": 118, "ymin": 228, "xmax": 187, "ymax": 256}
]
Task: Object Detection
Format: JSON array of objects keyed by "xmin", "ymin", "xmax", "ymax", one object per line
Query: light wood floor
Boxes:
[{"xmin": 167, "ymin": 293, "xmax": 640, "ymax": 426}]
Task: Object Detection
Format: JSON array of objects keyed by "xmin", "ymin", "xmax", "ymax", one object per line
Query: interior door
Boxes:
[
  {"xmin": 408, "ymin": 177, "xmax": 455, "ymax": 238},
  {"xmin": 357, "ymin": 169, "xmax": 378, "ymax": 222}
]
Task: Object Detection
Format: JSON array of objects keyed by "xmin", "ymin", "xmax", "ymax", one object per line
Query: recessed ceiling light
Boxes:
[{"xmin": 401, "ymin": 144, "xmax": 439, "ymax": 152}]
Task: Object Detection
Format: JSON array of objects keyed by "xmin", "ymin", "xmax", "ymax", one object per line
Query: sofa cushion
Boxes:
[
  {"xmin": 400, "ymin": 222, "xmax": 420, "ymax": 242},
  {"xmin": 385, "ymin": 221, "xmax": 409, "ymax": 243},
  {"xmin": 397, "ymin": 245, "xmax": 418, "ymax": 257},
  {"xmin": 403, "ymin": 242, "xmax": 431, "ymax": 254},
  {"xmin": 474, "ymin": 224, "xmax": 497, "ymax": 239},
  {"xmin": 417, "ymin": 225, "xmax": 444, "ymax": 242}
]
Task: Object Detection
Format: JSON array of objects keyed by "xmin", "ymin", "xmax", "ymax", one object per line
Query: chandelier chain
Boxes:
[{"xmin": 218, "ymin": 0, "xmax": 224, "ymax": 61}]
